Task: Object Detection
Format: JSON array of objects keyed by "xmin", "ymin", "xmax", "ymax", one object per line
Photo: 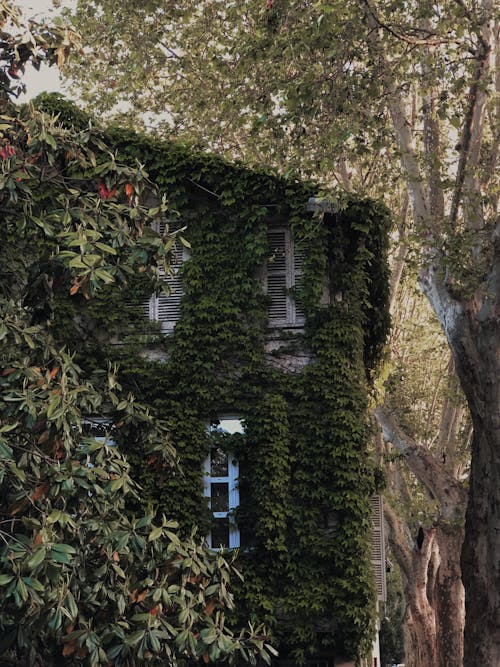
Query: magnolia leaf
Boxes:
[{"xmin": 26, "ymin": 547, "xmax": 46, "ymax": 570}]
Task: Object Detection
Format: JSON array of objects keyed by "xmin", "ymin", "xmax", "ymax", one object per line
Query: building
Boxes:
[{"xmin": 49, "ymin": 110, "xmax": 390, "ymax": 666}]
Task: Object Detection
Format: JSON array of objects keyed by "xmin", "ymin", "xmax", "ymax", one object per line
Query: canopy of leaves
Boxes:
[{"xmin": 65, "ymin": 0, "xmax": 497, "ymax": 195}]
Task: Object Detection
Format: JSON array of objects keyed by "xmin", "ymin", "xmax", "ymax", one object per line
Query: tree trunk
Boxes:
[
  {"xmin": 420, "ymin": 264, "xmax": 500, "ymax": 666},
  {"xmin": 384, "ymin": 501, "xmax": 465, "ymax": 667},
  {"xmin": 435, "ymin": 523, "xmax": 465, "ymax": 667},
  {"xmin": 402, "ymin": 533, "xmax": 439, "ymax": 667},
  {"xmin": 454, "ymin": 316, "xmax": 500, "ymax": 667}
]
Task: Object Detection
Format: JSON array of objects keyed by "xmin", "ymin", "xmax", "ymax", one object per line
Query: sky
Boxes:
[{"xmin": 15, "ymin": 0, "xmax": 75, "ymax": 100}]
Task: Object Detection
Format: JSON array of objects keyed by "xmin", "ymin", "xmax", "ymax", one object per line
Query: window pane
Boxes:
[
  {"xmin": 218, "ymin": 419, "xmax": 244, "ymax": 434},
  {"xmin": 211, "ymin": 518, "xmax": 229, "ymax": 548},
  {"xmin": 211, "ymin": 483, "xmax": 229, "ymax": 512},
  {"xmin": 210, "ymin": 448, "xmax": 228, "ymax": 476}
]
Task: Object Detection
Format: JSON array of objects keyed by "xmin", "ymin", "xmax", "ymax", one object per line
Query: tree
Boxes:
[
  {"xmin": 65, "ymin": 1, "xmax": 499, "ymax": 663},
  {"xmin": 373, "ymin": 262, "xmax": 470, "ymax": 667},
  {"xmin": 0, "ymin": 3, "xmax": 274, "ymax": 665}
]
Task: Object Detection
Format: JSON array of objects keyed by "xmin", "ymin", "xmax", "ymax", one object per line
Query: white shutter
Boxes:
[
  {"xmin": 267, "ymin": 229, "xmax": 288, "ymax": 323},
  {"xmin": 156, "ymin": 241, "xmax": 184, "ymax": 330},
  {"xmin": 266, "ymin": 227, "xmax": 306, "ymax": 326},
  {"xmin": 371, "ymin": 495, "xmax": 387, "ymax": 602},
  {"xmin": 131, "ymin": 219, "xmax": 186, "ymax": 331}
]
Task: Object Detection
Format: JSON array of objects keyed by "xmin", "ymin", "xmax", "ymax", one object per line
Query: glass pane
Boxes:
[
  {"xmin": 211, "ymin": 483, "xmax": 229, "ymax": 512},
  {"xmin": 218, "ymin": 418, "xmax": 244, "ymax": 435},
  {"xmin": 211, "ymin": 518, "xmax": 229, "ymax": 548},
  {"xmin": 210, "ymin": 448, "xmax": 228, "ymax": 476}
]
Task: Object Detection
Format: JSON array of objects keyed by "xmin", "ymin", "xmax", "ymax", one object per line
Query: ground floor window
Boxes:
[{"xmin": 204, "ymin": 418, "xmax": 242, "ymax": 549}]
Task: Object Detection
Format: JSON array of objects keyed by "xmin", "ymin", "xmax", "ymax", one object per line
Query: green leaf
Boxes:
[
  {"xmin": 0, "ymin": 440, "xmax": 14, "ymax": 459},
  {"xmin": 0, "ymin": 422, "xmax": 19, "ymax": 433},
  {"xmin": 22, "ymin": 577, "xmax": 45, "ymax": 592},
  {"xmin": 148, "ymin": 526, "xmax": 163, "ymax": 541},
  {"xmin": 126, "ymin": 630, "xmax": 145, "ymax": 646},
  {"xmin": 51, "ymin": 543, "xmax": 77, "ymax": 554},
  {"xmin": 26, "ymin": 547, "xmax": 46, "ymax": 570}
]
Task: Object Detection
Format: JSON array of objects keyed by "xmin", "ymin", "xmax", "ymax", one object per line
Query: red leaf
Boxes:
[
  {"xmin": 98, "ymin": 181, "xmax": 117, "ymax": 199},
  {"xmin": 125, "ymin": 182, "xmax": 134, "ymax": 200},
  {"xmin": 30, "ymin": 483, "xmax": 49, "ymax": 501},
  {"xmin": 1, "ymin": 145, "xmax": 15, "ymax": 159}
]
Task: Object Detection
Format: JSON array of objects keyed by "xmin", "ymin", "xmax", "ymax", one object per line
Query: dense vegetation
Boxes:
[
  {"xmin": 0, "ymin": 6, "xmax": 273, "ymax": 665},
  {"xmin": 64, "ymin": 2, "xmax": 500, "ymax": 664},
  {"xmin": 34, "ymin": 94, "xmax": 391, "ymax": 663}
]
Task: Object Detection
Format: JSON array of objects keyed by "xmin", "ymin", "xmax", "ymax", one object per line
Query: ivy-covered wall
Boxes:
[{"xmin": 37, "ymin": 95, "xmax": 391, "ymax": 664}]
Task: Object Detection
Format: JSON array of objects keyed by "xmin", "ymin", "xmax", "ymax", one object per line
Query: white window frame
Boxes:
[
  {"xmin": 204, "ymin": 418, "xmax": 242, "ymax": 549},
  {"xmin": 266, "ymin": 225, "xmax": 305, "ymax": 327}
]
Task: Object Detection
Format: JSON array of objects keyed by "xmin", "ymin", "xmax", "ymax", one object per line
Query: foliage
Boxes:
[
  {"xmin": 64, "ymin": 0, "xmax": 499, "ymax": 663},
  {"xmin": 0, "ymin": 5, "xmax": 273, "ymax": 665},
  {"xmin": 33, "ymin": 93, "xmax": 392, "ymax": 663},
  {"xmin": 64, "ymin": 0, "xmax": 496, "ymax": 206}
]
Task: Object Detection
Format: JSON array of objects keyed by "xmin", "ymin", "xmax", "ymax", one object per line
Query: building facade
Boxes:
[{"xmin": 50, "ymin": 115, "xmax": 390, "ymax": 665}]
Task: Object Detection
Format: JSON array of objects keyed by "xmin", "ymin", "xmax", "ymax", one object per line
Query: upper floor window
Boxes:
[
  {"xmin": 139, "ymin": 222, "xmax": 306, "ymax": 331},
  {"xmin": 140, "ymin": 220, "xmax": 186, "ymax": 331},
  {"xmin": 204, "ymin": 418, "xmax": 242, "ymax": 549},
  {"xmin": 266, "ymin": 227, "xmax": 305, "ymax": 327}
]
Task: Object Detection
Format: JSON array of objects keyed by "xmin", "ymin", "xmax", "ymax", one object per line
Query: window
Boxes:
[
  {"xmin": 266, "ymin": 227, "xmax": 305, "ymax": 326},
  {"xmin": 371, "ymin": 495, "xmax": 387, "ymax": 602},
  {"xmin": 204, "ymin": 419, "xmax": 242, "ymax": 549},
  {"xmin": 140, "ymin": 219, "xmax": 186, "ymax": 331},
  {"xmin": 82, "ymin": 417, "xmax": 116, "ymax": 445}
]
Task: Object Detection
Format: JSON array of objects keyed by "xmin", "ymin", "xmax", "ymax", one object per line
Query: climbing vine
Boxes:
[{"xmin": 36, "ymin": 94, "xmax": 391, "ymax": 664}]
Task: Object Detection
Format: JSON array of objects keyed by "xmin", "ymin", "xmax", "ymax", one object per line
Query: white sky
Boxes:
[{"xmin": 15, "ymin": 0, "xmax": 75, "ymax": 100}]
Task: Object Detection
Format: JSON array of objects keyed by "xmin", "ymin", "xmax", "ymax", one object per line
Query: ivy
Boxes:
[{"xmin": 36, "ymin": 94, "xmax": 391, "ymax": 664}]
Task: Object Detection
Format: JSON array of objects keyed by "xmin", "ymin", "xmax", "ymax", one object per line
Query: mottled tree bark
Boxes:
[
  {"xmin": 377, "ymin": 409, "xmax": 466, "ymax": 667},
  {"xmin": 450, "ymin": 311, "xmax": 500, "ymax": 666}
]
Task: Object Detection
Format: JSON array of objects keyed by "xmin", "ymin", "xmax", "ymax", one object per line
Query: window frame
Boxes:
[
  {"xmin": 204, "ymin": 418, "xmax": 242, "ymax": 550},
  {"xmin": 265, "ymin": 225, "xmax": 305, "ymax": 328}
]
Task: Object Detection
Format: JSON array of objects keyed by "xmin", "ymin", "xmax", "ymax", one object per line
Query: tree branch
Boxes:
[
  {"xmin": 374, "ymin": 407, "xmax": 467, "ymax": 520},
  {"xmin": 364, "ymin": 12, "xmax": 433, "ymax": 239},
  {"xmin": 449, "ymin": 33, "xmax": 491, "ymax": 230},
  {"xmin": 384, "ymin": 500, "xmax": 413, "ymax": 582},
  {"xmin": 363, "ymin": 0, "xmax": 461, "ymax": 46}
]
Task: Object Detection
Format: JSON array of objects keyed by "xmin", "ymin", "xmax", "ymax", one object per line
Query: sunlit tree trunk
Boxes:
[{"xmin": 378, "ymin": 411, "xmax": 466, "ymax": 666}]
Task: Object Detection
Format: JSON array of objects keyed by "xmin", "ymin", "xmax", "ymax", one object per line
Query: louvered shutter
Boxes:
[
  {"xmin": 292, "ymin": 240, "xmax": 305, "ymax": 324},
  {"xmin": 371, "ymin": 495, "xmax": 387, "ymax": 601},
  {"xmin": 267, "ymin": 227, "xmax": 306, "ymax": 326},
  {"xmin": 267, "ymin": 229, "xmax": 288, "ymax": 322},
  {"xmin": 156, "ymin": 241, "xmax": 184, "ymax": 330},
  {"xmin": 133, "ymin": 219, "xmax": 185, "ymax": 331}
]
